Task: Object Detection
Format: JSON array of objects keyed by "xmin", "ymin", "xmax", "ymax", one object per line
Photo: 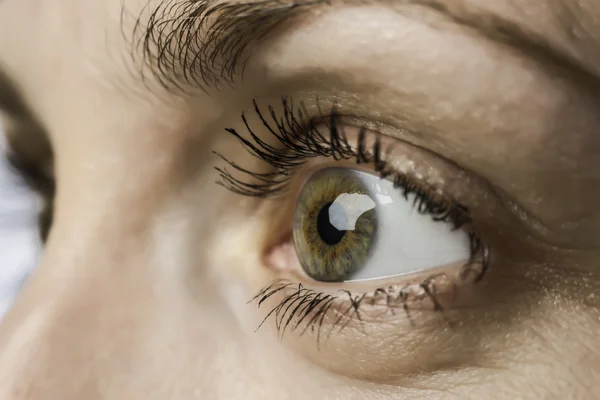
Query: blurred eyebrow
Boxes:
[{"xmin": 136, "ymin": 0, "xmax": 600, "ymax": 92}]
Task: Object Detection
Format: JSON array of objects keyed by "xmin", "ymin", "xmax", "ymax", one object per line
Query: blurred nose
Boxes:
[{"xmin": 0, "ymin": 224, "xmax": 185, "ymax": 399}]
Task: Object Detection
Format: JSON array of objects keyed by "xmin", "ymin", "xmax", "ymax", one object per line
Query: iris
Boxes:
[{"xmin": 293, "ymin": 168, "xmax": 377, "ymax": 282}]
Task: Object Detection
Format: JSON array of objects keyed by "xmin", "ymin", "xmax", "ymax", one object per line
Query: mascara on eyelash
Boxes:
[
  {"xmin": 214, "ymin": 97, "xmax": 471, "ymax": 229},
  {"xmin": 249, "ymin": 260, "xmax": 489, "ymax": 345}
]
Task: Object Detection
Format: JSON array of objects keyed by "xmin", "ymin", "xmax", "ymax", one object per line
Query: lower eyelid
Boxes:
[
  {"xmin": 249, "ymin": 270, "xmax": 494, "ymax": 378},
  {"xmin": 248, "ymin": 243, "xmax": 534, "ymax": 380},
  {"xmin": 255, "ymin": 255, "xmax": 487, "ymax": 330}
]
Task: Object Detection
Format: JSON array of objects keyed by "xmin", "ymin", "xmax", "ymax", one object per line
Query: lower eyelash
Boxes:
[
  {"xmin": 251, "ymin": 253, "xmax": 489, "ymax": 345},
  {"xmin": 252, "ymin": 281, "xmax": 338, "ymax": 343},
  {"xmin": 252, "ymin": 280, "xmax": 429, "ymax": 345}
]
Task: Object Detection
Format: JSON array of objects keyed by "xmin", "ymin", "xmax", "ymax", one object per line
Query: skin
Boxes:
[{"xmin": 0, "ymin": 0, "xmax": 600, "ymax": 398}]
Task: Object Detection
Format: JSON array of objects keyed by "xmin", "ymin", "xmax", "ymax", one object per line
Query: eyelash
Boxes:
[
  {"xmin": 215, "ymin": 99, "xmax": 470, "ymax": 224},
  {"xmin": 216, "ymin": 97, "xmax": 490, "ymax": 338},
  {"xmin": 250, "ymin": 278, "xmax": 456, "ymax": 345}
]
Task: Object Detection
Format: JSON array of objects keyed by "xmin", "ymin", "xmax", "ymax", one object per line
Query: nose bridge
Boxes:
[
  {"xmin": 0, "ymin": 242, "xmax": 158, "ymax": 399},
  {"xmin": 0, "ymin": 156, "xmax": 229, "ymax": 399}
]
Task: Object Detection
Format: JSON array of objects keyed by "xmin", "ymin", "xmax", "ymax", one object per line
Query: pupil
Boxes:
[{"xmin": 317, "ymin": 202, "xmax": 346, "ymax": 245}]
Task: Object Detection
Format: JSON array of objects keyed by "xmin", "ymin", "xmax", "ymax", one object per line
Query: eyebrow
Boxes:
[{"xmin": 135, "ymin": 0, "xmax": 600, "ymax": 93}]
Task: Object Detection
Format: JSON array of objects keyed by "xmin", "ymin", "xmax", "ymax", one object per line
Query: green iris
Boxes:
[{"xmin": 293, "ymin": 168, "xmax": 378, "ymax": 282}]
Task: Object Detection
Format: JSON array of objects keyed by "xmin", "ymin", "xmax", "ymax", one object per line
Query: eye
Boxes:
[
  {"xmin": 217, "ymin": 97, "xmax": 490, "ymax": 339},
  {"xmin": 293, "ymin": 167, "xmax": 471, "ymax": 282},
  {"xmin": 0, "ymin": 143, "xmax": 41, "ymax": 319}
]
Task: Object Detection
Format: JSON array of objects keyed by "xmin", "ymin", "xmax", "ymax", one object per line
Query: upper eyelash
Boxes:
[
  {"xmin": 214, "ymin": 97, "xmax": 472, "ymax": 229},
  {"xmin": 213, "ymin": 98, "xmax": 354, "ymax": 196}
]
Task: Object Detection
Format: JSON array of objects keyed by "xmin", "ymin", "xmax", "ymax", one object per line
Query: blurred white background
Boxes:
[{"xmin": 0, "ymin": 130, "xmax": 40, "ymax": 319}]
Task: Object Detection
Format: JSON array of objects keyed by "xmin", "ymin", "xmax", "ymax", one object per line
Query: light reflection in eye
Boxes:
[{"xmin": 328, "ymin": 193, "xmax": 376, "ymax": 231}]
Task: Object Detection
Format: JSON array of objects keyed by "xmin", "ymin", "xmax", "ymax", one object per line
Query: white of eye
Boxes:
[{"xmin": 343, "ymin": 170, "xmax": 470, "ymax": 282}]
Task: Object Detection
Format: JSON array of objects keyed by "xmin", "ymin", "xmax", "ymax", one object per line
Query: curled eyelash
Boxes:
[
  {"xmin": 214, "ymin": 97, "xmax": 471, "ymax": 229},
  {"xmin": 250, "ymin": 272, "xmax": 485, "ymax": 346},
  {"xmin": 251, "ymin": 281, "xmax": 338, "ymax": 344},
  {"xmin": 248, "ymin": 236, "xmax": 491, "ymax": 344}
]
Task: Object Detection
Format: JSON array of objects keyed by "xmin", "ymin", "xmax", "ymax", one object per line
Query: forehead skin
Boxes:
[{"xmin": 0, "ymin": 0, "xmax": 599, "ymax": 399}]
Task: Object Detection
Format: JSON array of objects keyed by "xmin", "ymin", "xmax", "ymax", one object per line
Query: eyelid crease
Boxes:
[
  {"xmin": 215, "ymin": 96, "xmax": 560, "ymax": 255},
  {"xmin": 214, "ymin": 98, "xmax": 478, "ymax": 231},
  {"xmin": 216, "ymin": 98, "xmax": 466, "ymax": 218},
  {"xmin": 325, "ymin": 112, "xmax": 583, "ymax": 253}
]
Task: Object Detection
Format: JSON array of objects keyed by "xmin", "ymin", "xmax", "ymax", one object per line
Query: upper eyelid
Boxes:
[
  {"xmin": 215, "ymin": 97, "xmax": 573, "ymax": 261},
  {"xmin": 216, "ymin": 98, "xmax": 475, "ymax": 226},
  {"xmin": 132, "ymin": 0, "xmax": 592, "ymax": 93},
  {"xmin": 215, "ymin": 97, "xmax": 469, "ymax": 208}
]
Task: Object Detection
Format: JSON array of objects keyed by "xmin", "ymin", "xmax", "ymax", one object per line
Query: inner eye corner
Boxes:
[{"xmin": 262, "ymin": 224, "xmax": 296, "ymax": 273}]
